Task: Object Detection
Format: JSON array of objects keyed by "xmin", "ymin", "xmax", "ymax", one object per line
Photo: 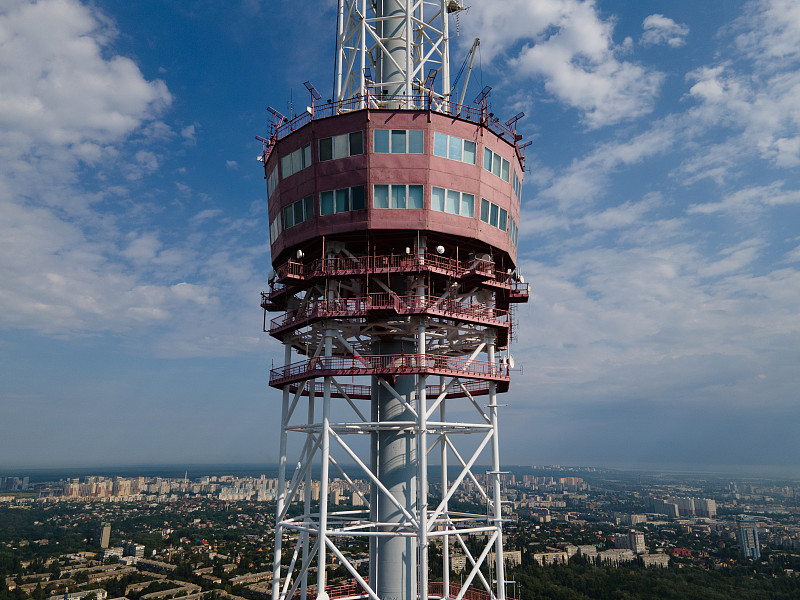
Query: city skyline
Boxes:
[{"xmin": 2, "ymin": 0, "xmax": 799, "ymax": 471}]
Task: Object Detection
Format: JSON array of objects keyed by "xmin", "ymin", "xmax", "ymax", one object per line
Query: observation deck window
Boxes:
[
  {"xmin": 483, "ymin": 148, "xmax": 511, "ymax": 183},
  {"xmin": 480, "ymin": 198, "xmax": 508, "ymax": 233},
  {"xmin": 269, "ymin": 215, "xmax": 282, "ymax": 244},
  {"xmin": 320, "ymin": 185, "xmax": 366, "ymax": 215},
  {"xmin": 282, "ymin": 195, "xmax": 314, "ymax": 229},
  {"xmin": 266, "ymin": 166, "xmax": 278, "ymax": 199},
  {"xmin": 373, "ymin": 184, "xmax": 424, "ymax": 209},
  {"xmin": 509, "ymin": 216, "xmax": 519, "ymax": 247},
  {"xmin": 319, "ymin": 131, "xmax": 364, "ymax": 162},
  {"xmin": 281, "ymin": 144, "xmax": 312, "ymax": 179},
  {"xmin": 374, "ymin": 129, "xmax": 424, "ymax": 154},
  {"xmin": 432, "ymin": 187, "xmax": 474, "ymax": 218},
  {"xmin": 433, "ymin": 132, "xmax": 477, "ymax": 165}
]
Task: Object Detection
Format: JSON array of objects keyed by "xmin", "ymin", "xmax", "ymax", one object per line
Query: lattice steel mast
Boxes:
[{"xmin": 259, "ymin": 2, "xmax": 528, "ymax": 600}]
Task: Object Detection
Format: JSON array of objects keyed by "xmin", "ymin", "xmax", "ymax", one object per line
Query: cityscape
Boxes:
[{"xmin": 2, "ymin": 466, "xmax": 800, "ymax": 599}]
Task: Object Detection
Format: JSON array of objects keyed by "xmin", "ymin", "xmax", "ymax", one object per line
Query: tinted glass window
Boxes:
[
  {"xmin": 374, "ymin": 130, "xmax": 389, "ymax": 153},
  {"xmin": 349, "ymin": 131, "xmax": 364, "ymax": 155},
  {"xmin": 409, "ymin": 130, "xmax": 424, "ymax": 154},
  {"xmin": 351, "ymin": 186, "xmax": 365, "ymax": 210},
  {"xmin": 463, "ymin": 140, "xmax": 476, "ymax": 164},
  {"xmin": 433, "ymin": 132, "xmax": 447, "ymax": 157},
  {"xmin": 408, "ymin": 185, "xmax": 423, "ymax": 209},
  {"xmin": 448, "ymin": 136, "xmax": 462, "ymax": 161},
  {"xmin": 336, "ymin": 188, "xmax": 348, "ymax": 212},
  {"xmin": 432, "ymin": 187, "xmax": 445, "ymax": 212},
  {"xmin": 391, "ymin": 130, "xmax": 406, "ymax": 153},
  {"xmin": 321, "ymin": 191, "xmax": 334, "ymax": 215},
  {"xmin": 391, "ymin": 185, "xmax": 406, "ymax": 209},
  {"xmin": 319, "ymin": 138, "xmax": 333, "ymax": 162},
  {"xmin": 373, "ymin": 185, "xmax": 389, "ymax": 209},
  {"xmin": 461, "ymin": 194, "xmax": 474, "ymax": 217},
  {"xmin": 480, "ymin": 198, "xmax": 490, "ymax": 222}
]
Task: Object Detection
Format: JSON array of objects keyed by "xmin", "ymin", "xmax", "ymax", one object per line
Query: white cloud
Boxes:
[
  {"xmin": 175, "ymin": 182, "xmax": 192, "ymax": 198},
  {"xmin": 226, "ymin": 160, "xmax": 239, "ymax": 170},
  {"xmin": 641, "ymin": 14, "xmax": 689, "ymax": 48},
  {"xmin": 0, "ymin": 0, "xmax": 268, "ymax": 357},
  {"xmin": 538, "ymin": 120, "xmax": 678, "ymax": 208},
  {"xmin": 181, "ymin": 123, "xmax": 199, "ymax": 145},
  {"xmin": 734, "ymin": 0, "xmax": 800, "ymax": 66},
  {"xmin": 464, "ymin": 0, "xmax": 664, "ymax": 129},
  {"xmin": 687, "ymin": 183, "xmax": 800, "ymax": 215},
  {"xmin": 0, "ymin": 0, "xmax": 171, "ymax": 168},
  {"xmin": 191, "ymin": 209, "xmax": 224, "ymax": 226}
]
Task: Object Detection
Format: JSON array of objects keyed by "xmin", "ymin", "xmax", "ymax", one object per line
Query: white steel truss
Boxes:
[
  {"xmin": 267, "ymin": 245, "xmax": 519, "ymax": 600},
  {"xmin": 335, "ymin": 0, "xmax": 462, "ymax": 108}
]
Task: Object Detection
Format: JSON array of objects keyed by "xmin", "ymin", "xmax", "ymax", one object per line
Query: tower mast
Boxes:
[{"xmin": 260, "ymin": 2, "xmax": 528, "ymax": 599}]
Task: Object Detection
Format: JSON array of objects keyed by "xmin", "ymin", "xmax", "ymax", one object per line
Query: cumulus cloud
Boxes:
[
  {"xmin": 463, "ymin": 0, "xmax": 664, "ymax": 129},
  {"xmin": 0, "ymin": 0, "xmax": 266, "ymax": 358},
  {"xmin": 508, "ymin": 0, "xmax": 800, "ymax": 464},
  {"xmin": 641, "ymin": 14, "xmax": 689, "ymax": 48},
  {"xmin": 0, "ymin": 0, "xmax": 171, "ymax": 169},
  {"xmin": 181, "ymin": 123, "xmax": 199, "ymax": 145}
]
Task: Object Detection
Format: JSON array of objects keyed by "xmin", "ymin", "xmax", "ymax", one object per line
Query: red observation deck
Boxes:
[{"xmin": 263, "ymin": 99, "xmax": 525, "ymax": 268}]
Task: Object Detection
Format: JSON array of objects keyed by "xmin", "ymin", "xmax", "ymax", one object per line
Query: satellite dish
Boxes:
[
  {"xmin": 267, "ymin": 269, "xmax": 276, "ymax": 283},
  {"xmin": 296, "ymin": 249, "xmax": 304, "ymax": 259},
  {"xmin": 518, "ymin": 275, "xmax": 525, "ymax": 284},
  {"xmin": 508, "ymin": 354, "xmax": 516, "ymax": 369},
  {"xmin": 436, "ymin": 245, "xmax": 445, "ymax": 255}
]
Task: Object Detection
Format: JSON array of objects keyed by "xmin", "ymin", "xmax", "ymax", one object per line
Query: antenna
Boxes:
[
  {"xmin": 473, "ymin": 85, "xmax": 492, "ymax": 106},
  {"xmin": 473, "ymin": 85, "xmax": 492, "ymax": 122},
  {"xmin": 303, "ymin": 81, "xmax": 322, "ymax": 118},
  {"xmin": 505, "ymin": 111, "xmax": 525, "ymax": 129}
]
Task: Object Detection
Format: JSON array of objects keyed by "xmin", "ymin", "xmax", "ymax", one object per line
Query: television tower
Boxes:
[{"xmin": 259, "ymin": 2, "xmax": 528, "ymax": 600}]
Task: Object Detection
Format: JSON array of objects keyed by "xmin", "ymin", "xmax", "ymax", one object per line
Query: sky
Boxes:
[{"xmin": 1, "ymin": 0, "xmax": 799, "ymax": 474}]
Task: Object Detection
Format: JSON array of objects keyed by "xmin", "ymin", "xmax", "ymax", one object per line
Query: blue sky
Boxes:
[{"xmin": 1, "ymin": 0, "xmax": 799, "ymax": 474}]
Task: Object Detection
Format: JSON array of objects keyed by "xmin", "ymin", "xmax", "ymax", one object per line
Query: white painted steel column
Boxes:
[
  {"xmin": 360, "ymin": 0, "xmax": 367, "ymax": 104},
  {"xmin": 440, "ymin": 374, "xmax": 449, "ymax": 599},
  {"xmin": 441, "ymin": 0, "xmax": 451, "ymax": 106},
  {"xmin": 272, "ymin": 343, "xmax": 292, "ymax": 600},
  {"xmin": 301, "ymin": 381, "xmax": 315, "ymax": 600},
  {"xmin": 488, "ymin": 340, "xmax": 506, "ymax": 600},
  {"xmin": 405, "ymin": 0, "xmax": 412, "ymax": 102},
  {"xmin": 317, "ymin": 321, "xmax": 333, "ymax": 597},
  {"xmin": 335, "ymin": 0, "xmax": 345, "ymax": 100},
  {"xmin": 368, "ymin": 379, "xmax": 379, "ymax": 591},
  {"xmin": 380, "ymin": 0, "xmax": 406, "ymax": 97},
  {"xmin": 417, "ymin": 323, "xmax": 428, "ymax": 600}
]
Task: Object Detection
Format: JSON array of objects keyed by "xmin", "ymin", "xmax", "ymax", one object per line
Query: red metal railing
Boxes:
[
  {"xmin": 271, "ymin": 252, "xmax": 498, "ymax": 286},
  {"xmin": 263, "ymin": 94, "xmax": 521, "ymax": 154},
  {"xmin": 285, "ymin": 378, "xmax": 495, "ymax": 401},
  {"xmin": 270, "ymin": 354, "xmax": 509, "ymax": 388},
  {"xmin": 268, "ymin": 294, "xmax": 509, "ymax": 335}
]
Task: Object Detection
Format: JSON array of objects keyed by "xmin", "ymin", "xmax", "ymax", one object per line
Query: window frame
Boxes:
[
  {"xmin": 373, "ymin": 184, "xmax": 424, "ymax": 209},
  {"xmin": 319, "ymin": 131, "xmax": 364, "ymax": 162},
  {"xmin": 320, "ymin": 186, "xmax": 366, "ymax": 215}
]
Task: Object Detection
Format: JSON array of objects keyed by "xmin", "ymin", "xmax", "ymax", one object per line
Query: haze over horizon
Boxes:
[{"xmin": 2, "ymin": 0, "xmax": 799, "ymax": 472}]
